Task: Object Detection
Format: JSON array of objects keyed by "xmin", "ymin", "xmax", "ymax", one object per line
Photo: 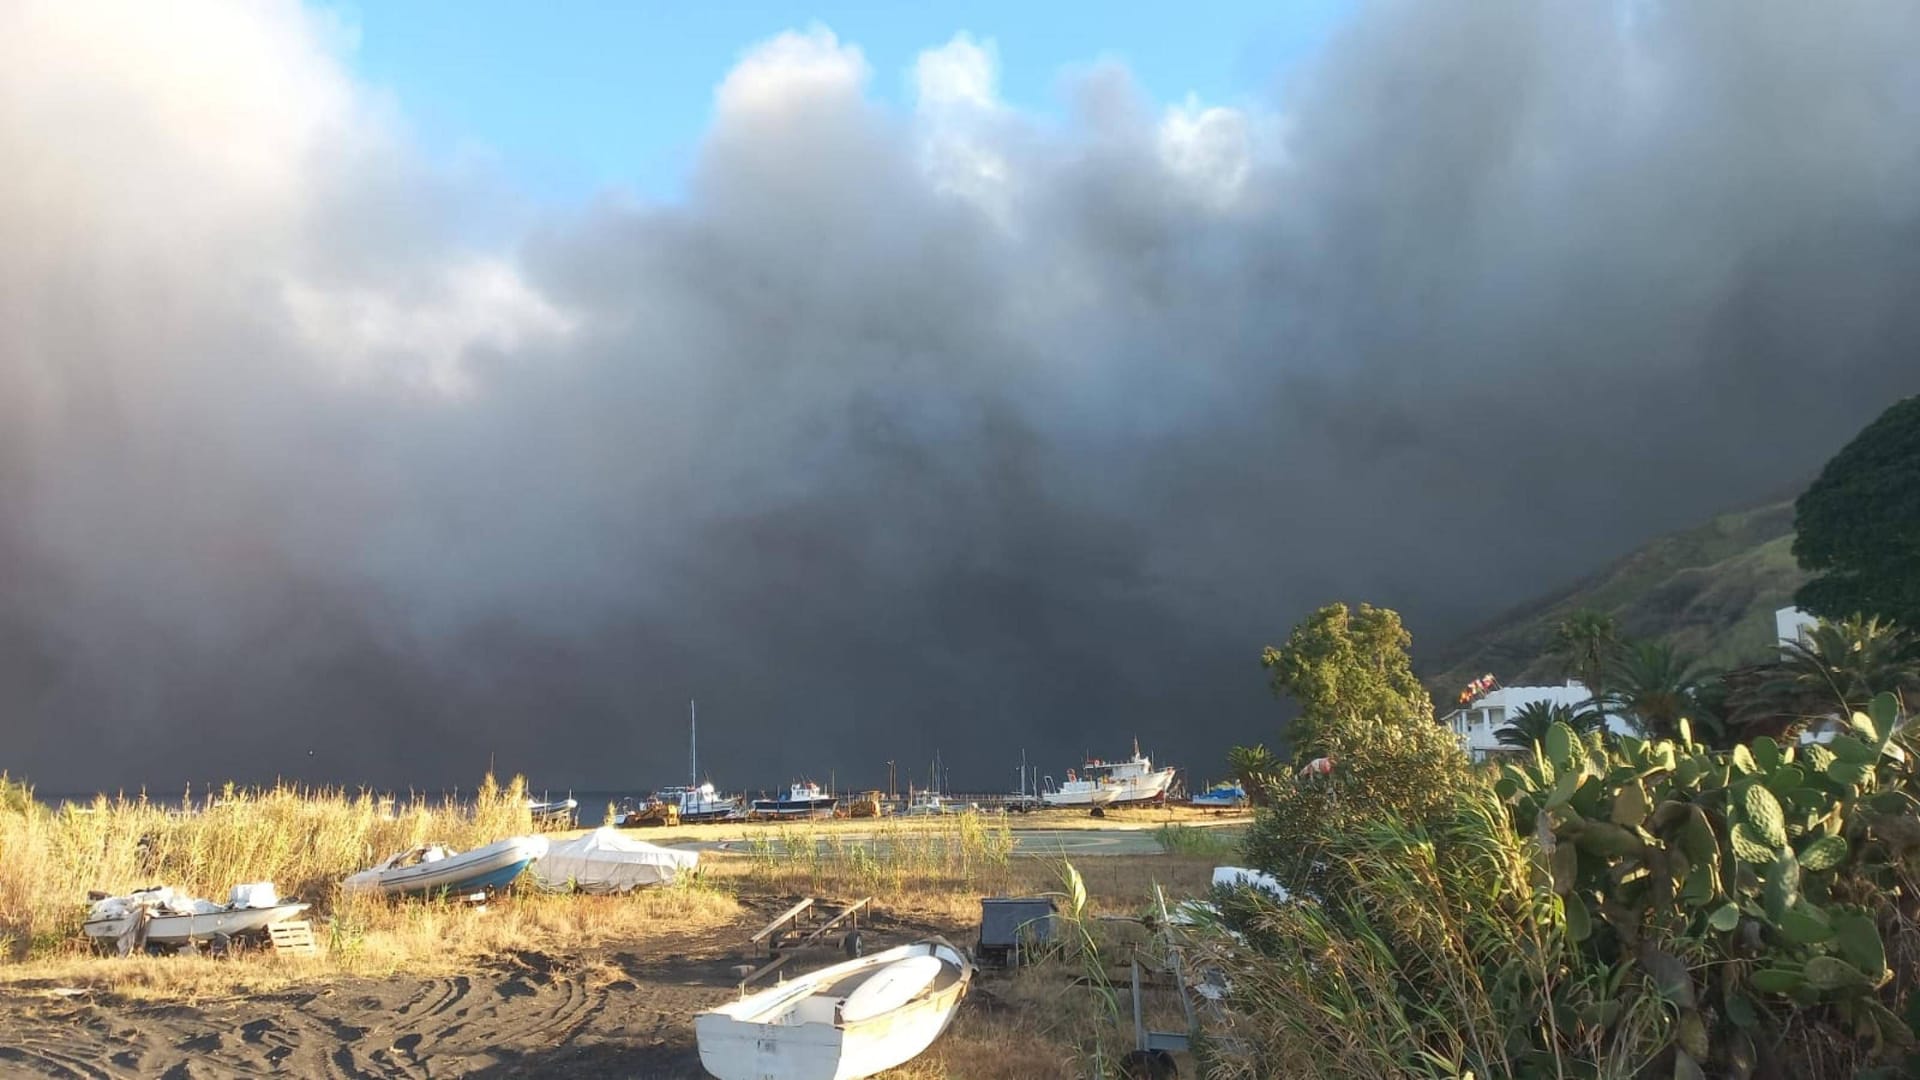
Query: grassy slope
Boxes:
[{"xmin": 1422, "ymin": 500, "xmax": 1807, "ymax": 697}]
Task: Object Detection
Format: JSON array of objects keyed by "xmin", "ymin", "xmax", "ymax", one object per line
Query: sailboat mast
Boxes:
[{"xmin": 690, "ymin": 700, "xmax": 697, "ymax": 788}]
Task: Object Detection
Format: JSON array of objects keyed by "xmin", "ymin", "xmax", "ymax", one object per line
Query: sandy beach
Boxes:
[{"xmin": 0, "ymin": 901, "xmax": 965, "ymax": 1079}]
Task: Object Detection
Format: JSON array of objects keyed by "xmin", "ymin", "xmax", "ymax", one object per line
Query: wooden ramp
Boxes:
[{"xmin": 267, "ymin": 920, "xmax": 317, "ymax": 957}]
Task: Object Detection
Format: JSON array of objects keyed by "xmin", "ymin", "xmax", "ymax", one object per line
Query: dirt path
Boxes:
[{"xmin": 0, "ymin": 906, "xmax": 959, "ymax": 1079}]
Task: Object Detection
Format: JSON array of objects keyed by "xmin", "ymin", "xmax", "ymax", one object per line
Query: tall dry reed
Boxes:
[
  {"xmin": 738, "ymin": 811, "xmax": 1016, "ymax": 899},
  {"xmin": 0, "ymin": 773, "xmax": 533, "ymax": 959}
]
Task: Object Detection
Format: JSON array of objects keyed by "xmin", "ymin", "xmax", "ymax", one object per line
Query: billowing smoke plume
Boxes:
[{"xmin": 4, "ymin": 1, "xmax": 1917, "ymax": 792}]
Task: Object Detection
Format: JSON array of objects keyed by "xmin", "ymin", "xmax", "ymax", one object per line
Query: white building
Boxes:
[
  {"xmin": 1442, "ymin": 681, "xmax": 1635, "ymax": 762},
  {"xmin": 1447, "ymin": 608, "xmax": 1828, "ymax": 762},
  {"xmin": 1776, "ymin": 606, "xmax": 1818, "ymax": 654}
]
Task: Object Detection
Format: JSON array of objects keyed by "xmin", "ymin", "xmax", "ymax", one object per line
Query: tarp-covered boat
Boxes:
[
  {"xmin": 344, "ymin": 835, "xmax": 547, "ymax": 898},
  {"xmin": 532, "ymin": 827, "xmax": 698, "ymax": 893},
  {"xmin": 1190, "ymin": 782, "xmax": 1248, "ymax": 808},
  {"xmin": 695, "ymin": 938, "xmax": 971, "ymax": 1080}
]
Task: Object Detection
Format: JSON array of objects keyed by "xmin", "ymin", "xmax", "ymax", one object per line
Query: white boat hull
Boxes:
[
  {"xmin": 1040, "ymin": 786, "xmax": 1121, "ymax": 808},
  {"xmin": 1043, "ymin": 766, "xmax": 1176, "ymax": 807},
  {"xmin": 84, "ymin": 903, "xmax": 310, "ymax": 946},
  {"xmin": 696, "ymin": 939, "xmax": 971, "ymax": 1080}
]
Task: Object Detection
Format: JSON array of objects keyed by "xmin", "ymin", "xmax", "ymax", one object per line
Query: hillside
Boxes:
[{"xmin": 1422, "ymin": 500, "xmax": 1808, "ymax": 699}]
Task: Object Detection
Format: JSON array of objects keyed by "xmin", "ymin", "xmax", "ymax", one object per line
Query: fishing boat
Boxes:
[
  {"xmin": 1042, "ymin": 742, "xmax": 1176, "ymax": 808},
  {"xmin": 1190, "ymin": 781, "xmax": 1248, "ymax": 808},
  {"xmin": 657, "ymin": 782, "xmax": 741, "ymax": 823},
  {"xmin": 902, "ymin": 789, "xmax": 953, "ymax": 815},
  {"xmin": 651, "ymin": 701, "xmax": 744, "ymax": 822},
  {"xmin": 528, "ymin": 797, "xmax": 579, "ymax": 826},
  {"xmin": 695, "ymin": 938, "xmax": 972, "ymax": 1080},
  {"xmin": 84, "ymin": 883, "xmax": 308, "ymax": 951},
  {"xmin": 901, "ymin": 753, "xmax": 959, "ymax": 815},
  {"xmin": 343, "ymin": 835, "xmax": 548, "ymax": 898},
  {"xmin": 750, "ymin": 781, "xmax": 838, "ymax": 819},
  {"xmin": 1005, "ymin": 750, "xmax": 1044, "ymax": 812}
]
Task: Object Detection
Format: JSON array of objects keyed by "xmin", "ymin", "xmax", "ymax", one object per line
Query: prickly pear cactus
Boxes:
[{"xmin": 1492, "ymin": 691, "xmax": 1918, "ymax": 1076}]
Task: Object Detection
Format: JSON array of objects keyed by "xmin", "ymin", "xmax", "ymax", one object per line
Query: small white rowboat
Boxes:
[{"xmin": 695, "ymin": 938, "xmax": 972, "ymax": 1080}]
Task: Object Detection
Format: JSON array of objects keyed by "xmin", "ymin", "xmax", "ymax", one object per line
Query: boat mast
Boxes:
[{"xmin": 690, "ymin": 700, "xmax": 697, "ymax": 788}]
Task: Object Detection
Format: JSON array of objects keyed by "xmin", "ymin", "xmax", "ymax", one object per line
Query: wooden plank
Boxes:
[
  {"xmin": 738, "ymin": 952, "xmax": 795, "ymax": 990},
  {"xmin": 749, "ymin": 898, "xmax": 815, "ymax": 945},
  {"xmin": 791, "ymin": 897, "xmax": 869, "ymax": 948},
  {"xmin": 267, "ymin": 920, "xmax": 316, "ymax": 957}
]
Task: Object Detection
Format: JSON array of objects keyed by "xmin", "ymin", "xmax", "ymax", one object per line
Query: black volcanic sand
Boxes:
[{"xmin": 0, "ymin": 903, "xmax": 960, "ymax": 1079}]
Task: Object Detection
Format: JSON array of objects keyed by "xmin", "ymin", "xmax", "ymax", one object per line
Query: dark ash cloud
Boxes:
[{"xmin": 3, "ymin": 1, "xmax": 1918, "ymax": 793}]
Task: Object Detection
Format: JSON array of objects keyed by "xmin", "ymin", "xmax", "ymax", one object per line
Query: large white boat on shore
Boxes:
[
  {"xmin": 1041, "ymin": 744, "xmax": 1176, "ymax": 808},
  {"xmin": 656, "ymin": 781, "xmax": 741, "ymax": 823},
  {"xmin": 649, "ymin": 701, "xmax": 744, "ymax": 822}
]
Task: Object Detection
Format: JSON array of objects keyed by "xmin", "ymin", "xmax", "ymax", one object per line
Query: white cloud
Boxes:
[
  {"xmin": 914, "ymin": 32, "xmax": 999, "ymax": 109},
  {"xmin": 913, "ymin": 34, "xmax": 1016, "ymax": 225},
  {"xmin": 280, "ymin": 258, "xmax": 576, "ymax": 397},
  {"xmin": 1156, "ymin": 96, "xmax": 1252, "ymax": 209},
  {"xmin": 715, "ymin": 26, "xmax": 869, "ymax": 118}
]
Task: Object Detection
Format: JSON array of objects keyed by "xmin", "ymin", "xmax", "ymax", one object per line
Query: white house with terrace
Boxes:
[
  {"xmin": 1444, "ymin": 606, "xmax": 1821, "ymax": 761},
  {"xmin": 1443, "ymin": 681, "xmax": 1630, "ymax": 762}
]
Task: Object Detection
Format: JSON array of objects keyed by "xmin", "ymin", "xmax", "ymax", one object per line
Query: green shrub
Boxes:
[
  {"xmin": 1204, "ymin": 783, "xmax": 1664, "ymax": 1079},
  {"xmin": 1212, "ymin": 692, "xmax": 1920, "ymax": 1079},
  {"xmin": 1243, "ymin": 712, "xmax": 1473, "ymax": 901}
]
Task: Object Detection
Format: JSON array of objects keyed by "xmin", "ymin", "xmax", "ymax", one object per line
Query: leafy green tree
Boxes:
[
  {"xmin": 1603, "ymin": 639, "xmax": 1700, "ymax": 738},
  {"xmin": 1261, "ymin": 602, "xmax": 1434, "ymax": 760},
  {"xmin": 1793, "ymin": 394, "xmax": 1920, "ymax": 627},
  {"xmin": 1548, "ymin": 611, "xmax": 1621, "ymax": 714},
  {"xmin": 1249, "ymin": 604, "xmax": 1470, "ymax": 888},
  {"xmin": 1494, "ymin": 701, "xmax": 1598, "ymax": 750}
]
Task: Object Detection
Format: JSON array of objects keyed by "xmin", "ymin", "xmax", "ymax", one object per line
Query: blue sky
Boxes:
[{"xmin": 328, "ymin": 0, "xmax": 1351, "ymax": 201}]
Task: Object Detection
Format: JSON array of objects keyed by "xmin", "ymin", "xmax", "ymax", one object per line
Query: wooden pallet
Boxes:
[{"xmin": 267, "ymin": 920, "xmax": 317, "ymax": 957}]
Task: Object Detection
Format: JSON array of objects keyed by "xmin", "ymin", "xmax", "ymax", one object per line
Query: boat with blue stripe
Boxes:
[{"xmin": 343, "ymin": 835, "xmax": 549, "ymax": 898}]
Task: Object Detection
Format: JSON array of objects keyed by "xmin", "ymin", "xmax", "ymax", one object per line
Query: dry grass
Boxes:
[
  {"xmin": 1, "ymin": 774, "xmax": 1227, "ymax": 1077},
  {"xmin": 0, "ymin": 772, "xmax": 743, "ymax": 997},
  {"xmin": 716, "ymin": 813, "xmax": 1018, "ymax": 911},
  {"xmin": 0, "ymin": 772, "xmax": 534, "ymax": 960},
  {"xmin": 903, "ymin": 855, "xmax": 1218, "ymax": 1079},
  {"xmin": 600, "ymin": 802, "xmax": 1249, "ymax": 843},
  {"xmin": 0, "ymin": 885, "xmax": 740, "ymax": 999}
]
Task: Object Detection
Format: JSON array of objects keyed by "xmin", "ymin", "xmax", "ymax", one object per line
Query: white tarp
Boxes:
[{"xmin": 532, "ymin": 827, "xmax": 698, "ymax": 893}]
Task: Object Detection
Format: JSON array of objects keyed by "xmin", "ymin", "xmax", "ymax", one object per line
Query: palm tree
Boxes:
[
  {"xmin": 1494, "ymin": 701, "xmax": 1599, "ymax": 750},
  {"xmin": 1226, "ymin": 744, "xmax": 1279, "ymax": 808},
  {"xmin": 1752, "ymin": 615, "xmax": 1920, "ymax": 726},
  {"xmin": 1604, "ymin": 640, "xmax": 1700, "ymax": 739},
  {"xmin": 1684, "ymin": 673, "xmax": 1740, "ymax": 748},
  {"xmin": 1550, "ymin": 611, "xmax": 1621, "ymax": 716}
]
